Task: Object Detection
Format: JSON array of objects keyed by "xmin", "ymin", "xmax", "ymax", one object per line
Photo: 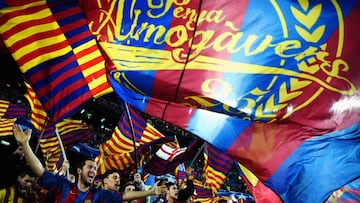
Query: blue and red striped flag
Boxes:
[
  {"xmin": 202, "ymin": 144, "xmax": 234, "ymax": 195},
  {"xmin": 0, "ymin": 100, "xmax": 28, "ymax": 119},
  {"xmin": 40, "ymin": 119, "xmax": 93, "ymax": 171},
  {"xmin": 193, "ymin": 179, "xmax": 215, "ymax": 203},
  {"xmin": 55, "ymin": 119, "xmax": 92, "ymax": 146},
  {"xmin": 0, "ymin": 1, "xmax": 112, "ymax": 124},
  {"xmin": 86, "ymin": 0, "xmax": 360, "ymax": 202}
]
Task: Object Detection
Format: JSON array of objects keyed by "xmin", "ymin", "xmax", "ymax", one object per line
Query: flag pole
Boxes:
[
  {"xmin": 55, "ymin": 127, "xmax": 70, "ymax": 180},
  {"xmin": 188, "ymin": 142, "xmax": 205, "ymax": 168},
  {"xmin": 179, "ymin": 141, "xmax": 206, "ymax": 188},
  {"xmin": 123, "ymin": 102, "xmax": 138, "ymax": 171},
  {"xmin": 34, "ymin": 118, "xmax": 49, "ymax": 154}
]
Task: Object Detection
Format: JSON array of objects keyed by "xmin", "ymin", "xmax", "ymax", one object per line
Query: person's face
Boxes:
[
  {"xmin": 167, "ymin": 184, "xmax": 178, "ymax": 200},
  {"xmin": 124, "ymin": 184, "xmax": 135, "ymax": 192},
  {"xmin": 104, "ymin": 172, "xmax": 121, "ymax": 191},
  {"xmin": 78, "ymin": 160, "xmax": 97, "ymax": 186},
  {"xmin": 17, "ymin": 174, "xmax": 35, "ymax": 190},
  {"xmin": 124, "ymin": 185, "xmax": 137, "ymax": 203},
  {"xmin": 133, "ymin": 173, "xmax": 142, "ymax": 182}
]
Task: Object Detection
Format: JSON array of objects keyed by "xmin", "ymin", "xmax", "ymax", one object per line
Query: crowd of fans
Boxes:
[
  {"xmin": 0, "ymin": 121, "xmax": 252, "ymax": 203},
  {"xmin": 0, "ymin": 53, "xmax": 252, "ymax": 202}
]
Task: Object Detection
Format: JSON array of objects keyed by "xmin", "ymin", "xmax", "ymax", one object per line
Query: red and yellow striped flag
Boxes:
[
  {"xmin": 0, "ymin": 118, "xmax": 16, "ymax": 137},
  {"xmin": 24, "ymin": 82, "xmax": 48, "ymax": 133}
]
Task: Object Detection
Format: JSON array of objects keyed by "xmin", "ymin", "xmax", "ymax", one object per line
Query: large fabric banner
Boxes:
[
  {"xmin": 0, "ymin": 0, "xmax": 359, "ymax": 202},
  {"xmin": 85, "ymin": 1, "xmax": 360, "ymax": 202}
]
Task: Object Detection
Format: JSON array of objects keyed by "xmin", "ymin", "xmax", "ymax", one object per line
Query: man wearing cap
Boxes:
[{"xmin": 13, "ymin": 124, "xmax": 166, "ymax": 203}]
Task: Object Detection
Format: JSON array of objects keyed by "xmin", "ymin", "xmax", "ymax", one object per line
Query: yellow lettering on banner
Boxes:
[
  {"xmin": 93, "ymin": 1, "xmax": 355, "ymax": 119},
  {"xmin": 275, "ymin": 40, "xmax": 301, "ymax": 58},
  {"xmin": 136, "ymin": 23, "xmax": 167, "ymax": 44},
  {"xmin": 147, "ymin": 0, "xmax": 173, "ymax": 18},
  {"xmin": 165, "ymin": 25, "xmax": 189, "ymax": 47},
  {"xmin": 201, "ymin": 78, "xmax": 232, "ymax": 98}
]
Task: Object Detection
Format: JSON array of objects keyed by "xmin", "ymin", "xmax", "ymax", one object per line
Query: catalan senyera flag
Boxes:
[
  {"xmin": 0, "ymin": 118, "xmax": 16, "ymax": 137},
  {"xmin": 97, "ymin": 104, "xmax": 171, "ymax": 174},
  {"xmin": 0, "ymin": 0, "xmax": 112, "ymax": 124},
  {"xmin": 24, "ymin": 82, "xmax": 48, "ymax": 133},
  {"xmin": 97, "ymin": 136, "xmax": 175, "ymax": 175},
  {"xmin": 97, "ymin": 152, "xmax": 135, "ymax": 175},
  {"xmin": 99, "ymin": 105, "xmax": 165, "ymax": 156},
  {"xmin": 88, "ymin": 1, "xmax": 360, "ymax": 202},
  {"xmin": 0, "ymin": 100, "xmax": 28, "ymax": 118},
  {"xmin": 202, "ymin": 144, "xmax": 234, "ymax": 195}
]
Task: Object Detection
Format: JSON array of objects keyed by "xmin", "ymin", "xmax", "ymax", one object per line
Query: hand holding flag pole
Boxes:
[
  {"xmin": 55, "ymin": 127, "xmax": 70, "ymax": 180},
  {"xmin": 179, "ymin": 142, "xmax": 205, "ymax": 188}
]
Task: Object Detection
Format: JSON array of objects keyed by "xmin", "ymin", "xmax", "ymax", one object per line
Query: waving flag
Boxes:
[
  {"xmin": 97, "ymin": 136, "xmax": 174, "ymax": 175},
  {"xmin": 0, "ymin": 100, "xmax": 28, "ymax": 118},
  {"xmin": 83, "ymin": 0, "xmax": 360, "ymax": 202},
  {"xmin": 97, "ymin": 152, "xmax": 135, "ymax": 174},
  {"xmin": 24, "ymin": 82, "xmax": 48, "ymax": 133},
  {"xmin": 0, "ymin": 1, "xmax": 112, "ymax": 124},
  {"xmin": 143, "ymin": 139, "xmax": 203, "ymax": 175},
  {"xmin": 55, "ymin": 119, "xmax": 92, "ymax": 146},
  {"xmin": 40, "ymin": 119, "xmax": 93, "ymax": 171},
  {"xmin": 97, "ymin": 105, "xmax": 172, "ymax": 174},
  {"xmin": 203, "ymin": 144, "xmax": 234, "ymax": 195},
  {"xmin": 99, "ymin": 105, "xmax": 165, "ymax": 156},
  {"xmin": 0, "ymin": 118, "xmax": 16, "ymax": 137},
  {"xmin": 236, "ymin": 162, "xmax": 281, "ymax": 203},
  {"xmin": 193, "ymin": 179, "xmax": 215, "ymax": 203},
  {"xmin": 155, "ymin": 144, "xmax": 186, "ymax": 161}
]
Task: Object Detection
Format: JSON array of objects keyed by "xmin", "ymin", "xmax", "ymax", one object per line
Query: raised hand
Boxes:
[{"xmin": 13, "ymin": 124, "xmax": 32, "ymax": 146}]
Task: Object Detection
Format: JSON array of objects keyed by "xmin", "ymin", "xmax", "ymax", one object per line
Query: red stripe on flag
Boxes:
[
  {"xmin": 0, "ymin": 4, "xmax": 48, "ymax": 27},
  {"xmin": 90, "ymin": 82, "xmax": 111, "ymax": 97},
  {"xmin": 35, "ymin": 66, "xmax": 85, "ymax": 97},
  {"xmin": 75, "ymin": 43, "xmax": 99, "ymax": 58},
  {"xmin": 2, "ymin": 14, "xmax": 56, "ymax": 40},
  {"xmin": 67, "ymin": 29, "xmax": 90, "ymax": 45},
  {"xmin": 17, "ymin": 41, "xmax": 70, "ymax": 67},
  {"xmin": 41, "ymin": 78, "xmax": 89, "ymax": 111},
  {"xmin": 9, "ymin": 28, "xmax": 63, "ymax": 53},
  {"xmin": 52, "ymin": 6, "xmax": 80, "ymax": 23}
]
